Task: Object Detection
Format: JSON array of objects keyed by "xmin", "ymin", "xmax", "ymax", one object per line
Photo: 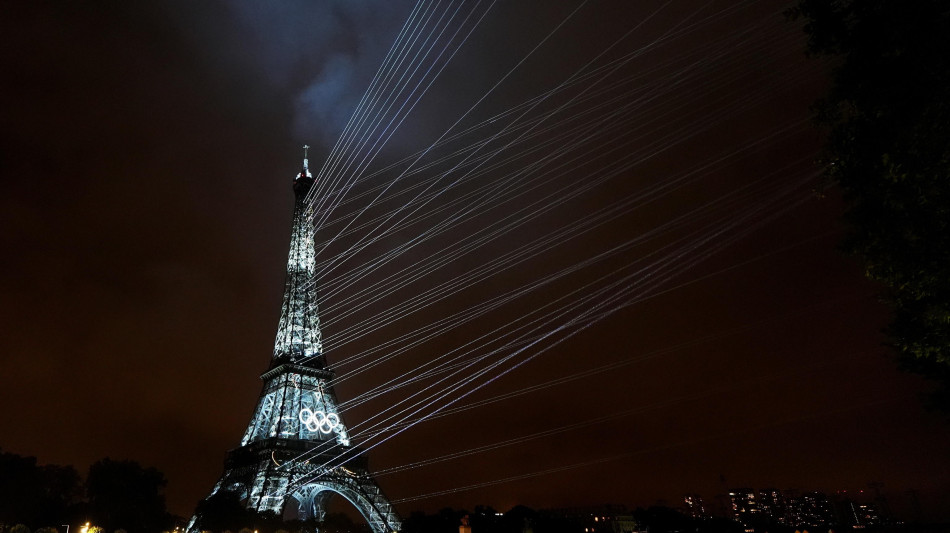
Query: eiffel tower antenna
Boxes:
[{"xmin": 189, "ymin": 148, "xmax": 400, "ymax": 533}]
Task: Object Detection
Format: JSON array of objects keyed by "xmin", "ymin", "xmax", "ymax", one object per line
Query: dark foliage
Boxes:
[
  {"xmin": 403, "ymin": 505, "xmax": 576, "ymax": 533},
  {"xmin": 85, "ymin": 457, "xmax": 174, "ymax": 533},
  {"xmin": 403, "ymin": 507, "xmax": 471, "ymax": 533},
  {"xmin": 633, "ymin": 506, "xmax": 743, "ymax": 533},
  {"xmin": 0, "ymin": 449, "xmax": 81, "ymax": 528},
  {"xmin": 402, "ymin": 505, "xmax": 756, "ymax": 533},
  {"xmin": 788, "ymin": 0, "xmax": 950, "ymax": 412},
  {"xmin": 318, "ymin": 511, "xmax": 368, "ymax": 533},
  {"xmin": 0, "ymin": 451, "xmax": 175, "ymax": 531}
]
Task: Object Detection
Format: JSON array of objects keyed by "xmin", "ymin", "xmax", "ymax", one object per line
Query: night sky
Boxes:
[{"xmin": 3, "ymin": 0, "xmax": 950, "ymax": 523}]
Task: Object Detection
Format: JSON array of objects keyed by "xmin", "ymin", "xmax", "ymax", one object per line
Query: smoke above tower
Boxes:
[{"xmin": 225, "ymin": 0, "xmax": 415, "ymax": 146}]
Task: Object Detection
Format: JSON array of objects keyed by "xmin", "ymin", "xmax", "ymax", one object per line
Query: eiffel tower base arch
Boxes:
[
  {"xmin": 188, "ymin": 438, "xmax": 401, "ymax": 533},
  {"xmin": 291, "ymin": 478, "xmax": 399, "ymax": 531}
]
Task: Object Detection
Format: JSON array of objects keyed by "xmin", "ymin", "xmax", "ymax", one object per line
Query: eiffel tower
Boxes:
[{"xmin": 189, "ymin": 148, "xmax": 400, "ymax": 533}]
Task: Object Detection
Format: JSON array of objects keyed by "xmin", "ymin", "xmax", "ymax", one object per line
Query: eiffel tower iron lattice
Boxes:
[{"xmin": 189, "ymin": 149, "xmax": 401, "ymax": 533}]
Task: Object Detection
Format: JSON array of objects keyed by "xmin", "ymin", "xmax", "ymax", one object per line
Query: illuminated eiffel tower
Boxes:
[{"xmin": 189, "ymin": 148, "xmax": 400, "ymax": 533}]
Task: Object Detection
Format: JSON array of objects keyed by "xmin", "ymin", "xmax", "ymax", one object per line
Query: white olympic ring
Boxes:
[{"xmin": 299, "ymin": 408, "xmax": 340, "ymax": 434}]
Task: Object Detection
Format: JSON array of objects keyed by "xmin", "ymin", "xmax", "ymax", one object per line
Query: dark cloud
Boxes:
[{"xmin": 204, "ymin": 0, "xmax": 416, "ymax": 144}]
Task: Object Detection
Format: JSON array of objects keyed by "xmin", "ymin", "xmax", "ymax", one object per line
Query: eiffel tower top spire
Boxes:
[
  {"xmin": 302, "ymin": 144, "xmax": 311, "ymax": 175},
  {"xmin": 273, "ymin": 145, "xmax": 323, "ymax": 367}
]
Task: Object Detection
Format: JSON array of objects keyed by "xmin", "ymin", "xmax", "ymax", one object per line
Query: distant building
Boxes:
[
  {"xmin": 547, "ymin": 505, "xmax": 638, "ymax": 533},
  {"xmin": 683, "ymin": 494, "xmax": 707, "ymax": 519},
  {"xmin": 757, "ymin": 488, "xmax": 787, "ymax": 524},
  {"xmin": 784, "ymin": 490, "xmax": 804, "ymax": 525},
  {"xmin": 844, "ymin": 501, "xmax": 882, "ymax": 528},
  {"xmin": 728, "ymin": 488, "xmax": 759, "ymax": 523},
  {"xmin": 610, "ymin": 515, "xmax": 639, "ymax": 533},
  {"xmin": 796, "ymin": 491, "xmax": 834, "ymax": 527},
  {"xmin": 709, "ymin": 486, "xmax": 898, "ymax": 529}
]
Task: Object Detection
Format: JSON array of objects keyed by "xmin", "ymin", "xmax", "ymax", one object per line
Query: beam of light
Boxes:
[
  {"xmin": 308, "ymin": 38, "xmax": 816, "ymax": 316},
  {"xmin": 373, "ymin": 344, "xmax": 870, "ymax": 477},
  {"xmin": 227, "ymin": 0, "xmax": 831, "ymax": 509},
  {"xmin": 281, "ymin": 171, "xmax": 815, "ymax": 478},
  {"xmin": 389, "ymin": 397, "xmax": 893, "ymax": 504},
  {"xmin": 311, "ymin": 0, "xmax": 585, "ymax": 276}
]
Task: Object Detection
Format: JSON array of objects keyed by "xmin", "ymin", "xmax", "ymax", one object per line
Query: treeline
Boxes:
[
  {"xmin": 400, "ymin": 505, "xmax": 744, "ymax": 533},
  {"xmin": 0, "ymin": 449, "xmax": 172, "ymax": 533},
  {"xmin": 193, "ymin": 503, "xmax": 744, "ymax": 533}
]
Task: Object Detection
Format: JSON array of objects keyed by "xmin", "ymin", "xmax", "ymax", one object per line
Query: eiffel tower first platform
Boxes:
[{"xmin": 189, "ymin": 149, "xmax": 400, "ymax": 533}]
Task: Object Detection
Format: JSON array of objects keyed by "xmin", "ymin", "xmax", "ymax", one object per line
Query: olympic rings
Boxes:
[{"xmin": 299, "ymin": 408, "xmax": 340, "ymax": 434}]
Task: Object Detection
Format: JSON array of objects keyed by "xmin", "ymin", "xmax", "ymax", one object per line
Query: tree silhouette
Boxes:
[
  {"xmin": 0, "ymin": 449, "xmax": 80, "ymax": 527},
  {"xmin": 789, "ymin": 0, "xmax": 950, "ymax": 412},
  {"xmin": 85, "ymin": 458, "xmax": 172, "ymax": 533}
]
